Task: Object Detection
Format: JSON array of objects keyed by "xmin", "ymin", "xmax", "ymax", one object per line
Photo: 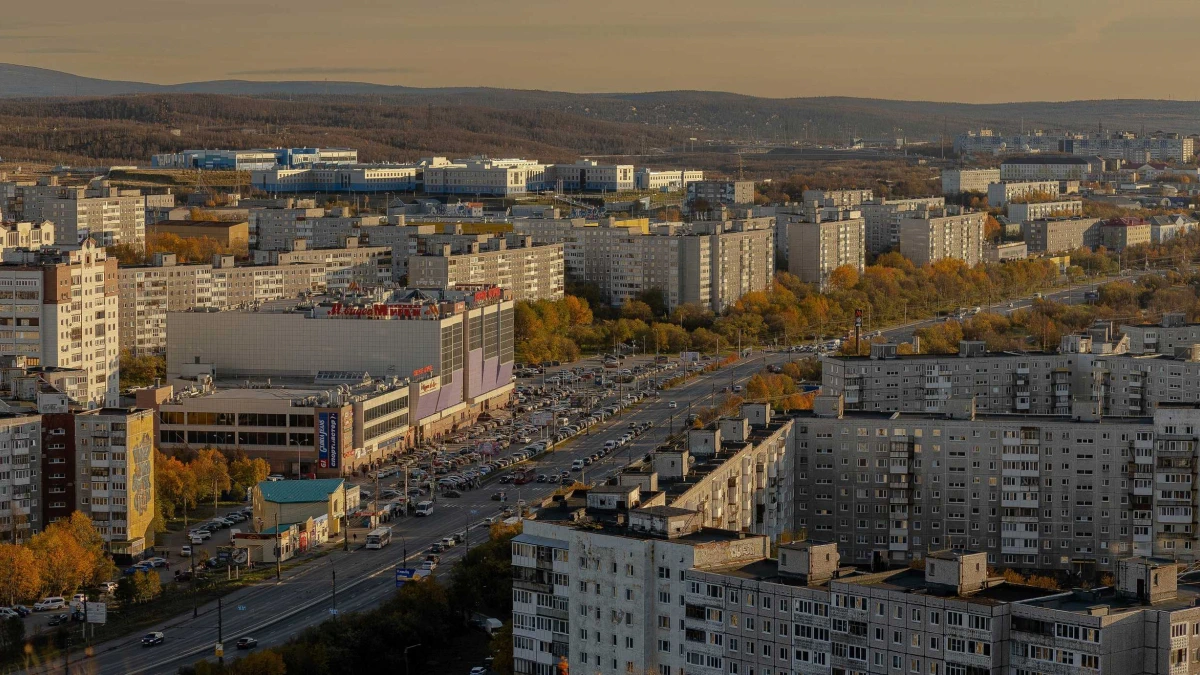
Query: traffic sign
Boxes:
[
  {"xmin": 237, "ymin": 605, "xmax": 246, "ymax": 611},
  {"xmin": 329, "ymin": 608, "xmax": 338, "ymax": 616},
  {"xmin": 395, "ymin": 567, "xmax": 417, "ymax": 587},
  {"xmin": 84, "ymin": 602, "xmax": 106, "ymax": 624},
  {"xmin": 215, "ymin": 643, "xmax": 224, "ymax": 658}
]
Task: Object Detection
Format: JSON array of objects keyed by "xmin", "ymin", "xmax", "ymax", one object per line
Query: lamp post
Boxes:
[{"xmin": 404, "ymin": 644, "xmax": 422, "ymax": 675}]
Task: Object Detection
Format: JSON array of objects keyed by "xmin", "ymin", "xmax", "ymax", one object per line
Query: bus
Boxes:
[
  {"xmin": 365, "ymin": 527, "xmax": 392, "ymax": 550},
  {"xmin": 512, "ymin": 468, "xmax": 536, "ymax": 485},
  {"xmin": 415, "ymin": 501, "xmax": 435, "ymax": 516}
]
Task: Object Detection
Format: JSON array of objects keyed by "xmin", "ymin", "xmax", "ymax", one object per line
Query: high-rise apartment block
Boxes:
[
  {"xmin": 940, "ymin": 168, "xmax": 1000, "ymax": 195},
  {"xmin": 74, "ymin": 407, "xmax": 155, "ymax": 559},
  {"xmin": 251, "ymin": 240, "xmax": 392, "ymax": 291},
  {"xmin": 801, "ymin": 189, "xmax": 875, "ymax": 209},
  {"xmin": 0, "ymin": 411, "xmax": 42, "ymax": 543},
  {"xmin": 0, "ymin": 221, "xmax": 55, "ymax": 253},
  {"xmin": 687, "ymin": 180, "xmax": 756, "ymax": 208},
  {"xmin": 515, "ymin": 217, "xmax": 774, "ymax": 311},
  {"xmin": 13, "ymin": 180, "xmax": 145, "ymax": 248},
  {"xmin": 0, "ymin": 241, "xmax": 118, "ymax": 407},
  {"xmin": 787, "ymin": 209, "xmax": 865, "ymax": 289},
  {"xmin": 859, "ymin": 197, "xmax": 945, "ymax": 254},
  {"xmin": 956, "ymin": 129, "xmax": 1196, "ymax": 162},
  {"xmin": 406, "ymin": 235, "xmax": 565, "ymax": 301},
  {"xmin": 117, "ymin": 254, "xmax": 327, "ymax": 355},
  {"xmin": 1006, "ymin": 199, "xmax": 1083, "ymax": 223},
  {"xmin": 986, "ymin": 180, "xmax": 1061, "ymax": 207},
  {"xmin": 899, "ymin": 211, "xmax": 986, "ymax": 267}
]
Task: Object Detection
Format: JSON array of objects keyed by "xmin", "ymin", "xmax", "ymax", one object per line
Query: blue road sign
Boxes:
[{"xmin": 395, "ymin": 567, "xmax": 417, "ymax": 587}]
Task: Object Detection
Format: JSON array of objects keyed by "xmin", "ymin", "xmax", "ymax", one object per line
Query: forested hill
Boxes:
[{"xmin": 4, "ymin": 64, "xmax": 1200, "ymax": 142}]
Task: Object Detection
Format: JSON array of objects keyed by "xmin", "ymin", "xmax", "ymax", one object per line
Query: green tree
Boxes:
[{"xmin": 229, "ymin": 456, "xmax": 271, "ymax": 499}]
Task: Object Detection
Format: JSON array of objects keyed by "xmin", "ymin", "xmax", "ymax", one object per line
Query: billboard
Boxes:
[
  {"xmin": 530, "ymin": 411, "xmax": 553, "ymax": 427},
  {"xmin": 680, "ymin": 351, "xmax": 700, "ymax": 363},
  {"xmin": 85, "ymin": 602, "xmax": 107, "ymax": 624},
  {"xmin": 318, "ymin": 412, "xmax": 341, "ymax": 469}
]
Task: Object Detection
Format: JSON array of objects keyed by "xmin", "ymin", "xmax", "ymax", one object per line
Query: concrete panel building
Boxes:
[
  {"xmin": 0, "ymin": 221, "xmax": 54, "ymax": 253},
  {"xmin": 787, "ymin": 210, "xmax": 866, "ymax": 289},
  {"xmin": 406, "ymin": 236, "xmax": 564, "ymax": 301},
  {"xmin": 251, "ymin": 241, "xmax": 391, "ymax": 291},
  {"xmin": 1022, "ymin": 217, "xmax": 1102, "ymax": 254},
  {"xmin": 148, "ymin": 220, "xmax": 249, "ymax": 249},
  {"xmin": 687, "ymin": 180, "xmax": 756, "ymax": 208},
  {"xmin": 1099, "ymin": 217, "xmax": 1152, "ymax": 251},
  {"xmin": 956, "ymin": 129, "xmax": 1195, "ymax": 162},
  {"xmin": 251, "ymin": 165, "xmax": 418, "ymax": 194},
  {"xmin": 19, "ymin": 182, "xmax": 145, "ymax": 248},
  {"xmin": 1000, "ymin": 154, "xmax": 1093, "ymax": 180},
  {"xmin": 898, "ymin": 211, "xmax": 986, "ymax": 268},
  {"xmin": 859, "ymin": 197, "xmax": 945, "ymax": 254},
  {"xmin": 940, "ymin": 168, "xmax": 1000, "ymax": 195},
  {"xmin": 0, "ymin": 241, "xmax": 118, "ymax": 407},
  {"xmin": 1006, "ymin": 199, "xmax": 1083, "ymax": 223},
  {"xmin": 0, "ymin": 411, "xmax": 42, "ymax": 543},
  {"xmin": 545, "ymin": 160, "xmax": 634, "ymax": 192},
  {"xmin": 74, "ymin": 407, "xmax": 154, "ymax": 560},
  {"xmin": 634, "ymin": 168, "xmax": 704, "ymax": 191},
  {"xmin": 986, "ymin": 180, "xmax": 1061, "ymax": 207},
  {"xmin": 982, "ymin": 241, "xmax": 1027, "ymax": 263},
  {"xmin": 801, "ymin": 189, "xmax": 875, "ymax": 209}
]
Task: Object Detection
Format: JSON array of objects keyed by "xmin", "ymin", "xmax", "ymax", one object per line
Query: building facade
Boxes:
[
  {"xmin": 787, "ymin": 211, "xmax": 866, "ymax": 289},
  {"xmin": 19, "ymin": 184, "xmax": 145, "ymax": 248},
  {"xmin": 860, "ymin": 197, "xmax": 945, "ymax": 255},
  {"xmin": 986, "ymin": 181, "xmax": 1061, "ymax": 208},
  {"xmin": 1000, "ymin": 155, "xmax": 1093, "ymax": 181},
  {"xmin": 1022, "ymin": 217, "xmax": 1102, "ymax": 254},
  {"xmin": 406, "ymin": 237, "xmax": 565, "ymax": 301},
  {"xmin": 687, "ymin": 181, "xmax": 756, "ymax": 208},
  {"xmin": 940, "ymin": 168, "xmax": 1000, "ymax": 195},
  {"xmin": 1099, "ymin": 217, "xmax": 1152, "ymax": 251},
  {"xmin": 898, "ymin": 212, "xmax": 986, "ymax": 268},
  {"xmin": 635, "ymin": 168, "xmax": 704, "ymax": 191},
  {"xmin": 956, "ymin": 129, "xmax": 1195, "ymax": 162},
  {"xmin": 545, "ymin": 160, "xmax": 634, "ymax": 192},
  {"xmin": 0, "ymin": 412, "xmax": 42, "ymax": 543},
  {"xmin": 1006, "ymin": 199, "xmax": 1083, "ymax": 223},
  {"xmin": 74, "ymin": 407, "xmax": 155, "ymax": 560}
]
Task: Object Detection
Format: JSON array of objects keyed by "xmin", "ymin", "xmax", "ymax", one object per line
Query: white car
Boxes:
[
  {"xmin": 188, "ymin": 530, "xmax": 212, "ymax": 541},
  {"xmin": 668, "ymin": 401, "xmax": 677, "ymax": 408},
  {"xmin": 0, "ymin": 608, "xmax": 18, "ymax": 620},
  {"xmin": 34, "ymin": 597, "xmax": 66, "ymax": 612}
]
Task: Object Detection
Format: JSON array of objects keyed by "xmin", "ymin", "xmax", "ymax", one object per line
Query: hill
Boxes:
[{"xmin": 4, "ymin": 64, "xmax": 1200, "ymax": 143}]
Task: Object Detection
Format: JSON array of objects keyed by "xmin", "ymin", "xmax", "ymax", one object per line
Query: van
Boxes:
[
  {"xmin": 415, "ymin": 501, "xmax": 435, "ymax": 517},
  {"xmin": 571, "ymin": 459, "xmax": 585, "ymax": 471}
]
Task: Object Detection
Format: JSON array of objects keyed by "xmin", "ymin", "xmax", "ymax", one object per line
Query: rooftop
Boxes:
[
  {"xmin": 258, "ymin": 478, "xmax": 345, "ymax": 504},
  {"xmin": 1002, "ymin": 155, "xmax": 1091, "ymax": 165},
  {"xmin": 1023, "ymin": 581, "xmax": 1200, "ymax": 615}
]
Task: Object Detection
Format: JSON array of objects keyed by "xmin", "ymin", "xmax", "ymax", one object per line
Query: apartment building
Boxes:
[
  {"xmin": 545, "ymin": 160, "xmax": 634, "ymax": 192},
  {"xmin": 801, "ymin": 189, "xmax": 875, "ymax": 209},
  {"xmin": 986, "ymin": 181, "xmax": 1061, "ymax": 207},
  {"xmin": 248, "ymin": 206, "xmax": 393, "ymax": 250},
  {"xmin": 956, "ymin": 129, "xmax": 1196, "ymax": 162},
  {"xmin": 1000, "ymin": 155, "xmax": 1093, "ymax": 180},
  {"xmin": 251, "ymin": 241, "xmax": 391, "ymax": 290},
  {"xmin": 940, "ymin": 168, "xmax": 1000, "ymax": 195},
  {"xmin": 635, "ymin": 168, "xmax": 704, "ymax": 191},
  {"xmin": 19, "ymin": 182, "xmax": 145, "ymax": 248},
  {"xmin": 117, "ymin": 254, "xmax": 326, "ymax": 355},
  {"xmin": 74, "ymin": 407, "xmax": 155, "ymax": 560},
  {"xmin": 1121, "ymin": 313, "xmax": 1200, "ymax": 355},
  {"xmin": 859, "ymin": 197, "xmax": 945, "ymax": 255},
  {"xmin": 898, "ymin": 211, "xmax": 986, "ymax": 267},
  {"xmin": 406, "ymin": 236, "xmax": 564, "ymax": 301},
  {"xmin": 1099, "ymin": 217, "xmax": 1152, "ymax": 251},
  {"xmin": 251, "ymin": 165, "xmax": 418, "ymax": 193},
  {"xmin": 515, "ymin": 217, "xmax": 774, "ymax": 311},
  {"xmin": 1149, "ymin": 214, "xmax": 1199, "ymax": 244},
  {"xmin": 787, "ymin": 210, "xmax": 866, "ymax": 289},
  {"xmin": 1006, "ymin": 199, "xmax": 1083, "ymax": 223},
  {"xmin": 0, "ymin": 411, "xmax": 42, "ymax": 543},
  {"xmin": 0, "ymin": 221, "xmax": 54, "ymax": 252},
  {"xmin": 0, "ymin": 240, "xmax": 118, "ymax": 407},
  {"xmin": 151, "ymin": 375, "xmax": 409, "ymax": 477},
  {"xmin": 795, "ymin": 395, "xmax": 1200, "ymax": 573},
  {"xmin": 166, "ymin": 285, "xmax": 513, "ymax": 441},
  {"xmin": 687, "ymin": 180, "xmax": 756, "ymax": 207},
  {"xmin": 1022, "ymin": 217, "xmax": 1102, "ymax": 254}
]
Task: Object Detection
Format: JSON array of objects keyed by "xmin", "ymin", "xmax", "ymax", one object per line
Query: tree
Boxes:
[
  {"xmin": 192, "ymin": 448, "xmax": 232, "ymax": 503},
  {"xmin": 634, "ymin": 289, "xmax": 668, "ymax": 318},
  {"xmin": 229, "ymin": 456, "xmax": 271, "ymax": 499},
  {"xmin": 119, "ymin": 351, "xmax": 166, "ymax": 389},
  {"xmin": 29, "ymin": 524, "xmax": 92, "ymax": 597},
  {"xmin": 488, "ymin": 622, "xmax": 514, "ymax": 675},
  {"xmin": 0, "ymin": 544, "xmax": 40, "ymax": 605},
  {"xmin": 132, "ymin": 570, "xmax": 161, "ymax": 603},
  {"xmin": 619, "ymin": 300, "xmax": 655, "ymax": 323},
  {"xmin": 827, "ymin": 265, "xmax": 859, "ymax": 291}
]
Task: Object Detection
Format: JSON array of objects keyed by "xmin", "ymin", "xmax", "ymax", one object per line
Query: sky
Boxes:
[{"xmin": 1, "ymin": 0, "xmax": 1197, "ymax": 103}]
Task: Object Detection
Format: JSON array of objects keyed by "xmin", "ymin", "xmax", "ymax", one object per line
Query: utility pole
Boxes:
[
  {"xmin": 331, "ymin": 560, "xmax": 337, "ymax": 616},
  {"xmin": 190, "ymin": 543, "xmax": 197, "ymax": 617},
  {"xmin": 404, "ymin": 644, "xmax": 422, "ymax": 675},
  {"xmin": 342, "ymin": 481, "xmax": 349, "ymax": 552},
  {"xmin": 274, "ymin": 513, "xmax": 282, "ymax": 580},
  {"xmin": 217, "ymin": 596, "xmax": 224, "ymax": 667}
]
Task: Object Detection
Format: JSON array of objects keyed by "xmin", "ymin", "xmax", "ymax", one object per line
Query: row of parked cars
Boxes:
[{"xmin": 187, "ymin": 506, "xmax": 253, "ymax": 546}]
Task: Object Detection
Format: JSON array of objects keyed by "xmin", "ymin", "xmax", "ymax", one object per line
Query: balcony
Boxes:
[{"xmin": 1002, "ymin": 497, "xmax": 1039, "ymax": 509}]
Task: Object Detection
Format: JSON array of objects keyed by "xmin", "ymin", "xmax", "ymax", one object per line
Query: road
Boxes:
[{"xmin": 36, "ymin": 354, "xmax": 781, "ymax": 675}]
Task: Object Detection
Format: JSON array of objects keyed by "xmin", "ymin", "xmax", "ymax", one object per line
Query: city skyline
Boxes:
[{"xmin": 2, "ymin": 0, "xmax": 1198, "ymax": 103}]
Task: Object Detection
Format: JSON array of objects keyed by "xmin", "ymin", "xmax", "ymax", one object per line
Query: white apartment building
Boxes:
[
  {"xmin": 986, "ymin": 181, "xmax": 1061, "ymax": 207},
  {"xmin": 546, "ymin": 160, "xmax": 634, "ymax": 192},
  {"xmin": 1121, "ymin": 313, "xmax": 1200, "ymax": 355},
  {"xmin": 1006, "ymin": 199, "xmax": 1083, "ymax": 223},
  {"xmin": 0, "ymin": 240, "xmax": 118, "ymax": 407},
  {"xmin": 787, "ymin": 210, "xmax": 865, "ymax": 289},
  {"xmin": 1148, "ymin": 214, "xmax": 1199, "ymax": 244},
  {"xmin": 940, "ymin": 168, "xmax": 1000, "ymax": 195},
  {"xmin": 635, "ymin": 168, "xmax": 704, "ymax": 191},
  {"xmin": 0, "ymin": 411, "xmax": 42, "ymax": 543},
  {"xmin": 247, "ymin": 207, "xmax": 328, "ymax": 249},
  {"xmin": 898, "ymin": 211, "xmax": 985, "ymax": 267},
  {"xmin": 22, "ymin": 183, "xmax": 145, "ymax": 248},
  {"xmin": 859, "ymin": 197, "xmax": 945, "ymax": 255},
  {"xmin": 1000, "ymin": 155, "xmax": 1093, "ymax": 181},
  {"xmin": 0, "ymin": 221, "xmax": 54, "ymax": 253},
  {"xmin": 406, "ymin": 237, "xmax": 565, "ymax": 301}
]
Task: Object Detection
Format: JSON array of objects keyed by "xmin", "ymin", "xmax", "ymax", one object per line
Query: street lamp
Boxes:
[{"xmin": 404, "ymin": 644, "xmax": 422, "ymax": 675}]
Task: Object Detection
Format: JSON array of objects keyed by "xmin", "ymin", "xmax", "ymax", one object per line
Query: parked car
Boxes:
[
  {"xmin": 99, "ymin": 582, "xmax": 118, "ymax": 595},
  {"xmin": 47, "ymin": 614, "xmax": 70, "ymax": 626},
  {"xmin": 180, "ymin": 545, "xmax": 192, "ymax": 557},
  {"xmin": 141, "ymin": 632, "xmax": 165, "ymax": 647},
  {"xmin": 236, "ymin": 637, "xmax": 259, "ymax": 650},
  {"xmin": 0, "ymin": 608, "xmax": 19, "ymax": 620},
  {"xmin": 9, "ymin": 605, "xmax": 30, "ymax": 617},
  {"xmin": 34, "ymin": 597, "xmax": 66, "ymax": 612}
]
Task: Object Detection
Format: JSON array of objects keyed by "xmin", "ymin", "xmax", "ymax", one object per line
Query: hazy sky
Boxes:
[{"xmin": 2, "ymin": 0, "xmax": 1197, "ymax": 102}]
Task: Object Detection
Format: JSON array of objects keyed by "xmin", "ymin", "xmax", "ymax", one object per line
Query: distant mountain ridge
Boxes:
[{"xmin": 5, "ymin": 63, "xmax": 1200, "ymax": 140}]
